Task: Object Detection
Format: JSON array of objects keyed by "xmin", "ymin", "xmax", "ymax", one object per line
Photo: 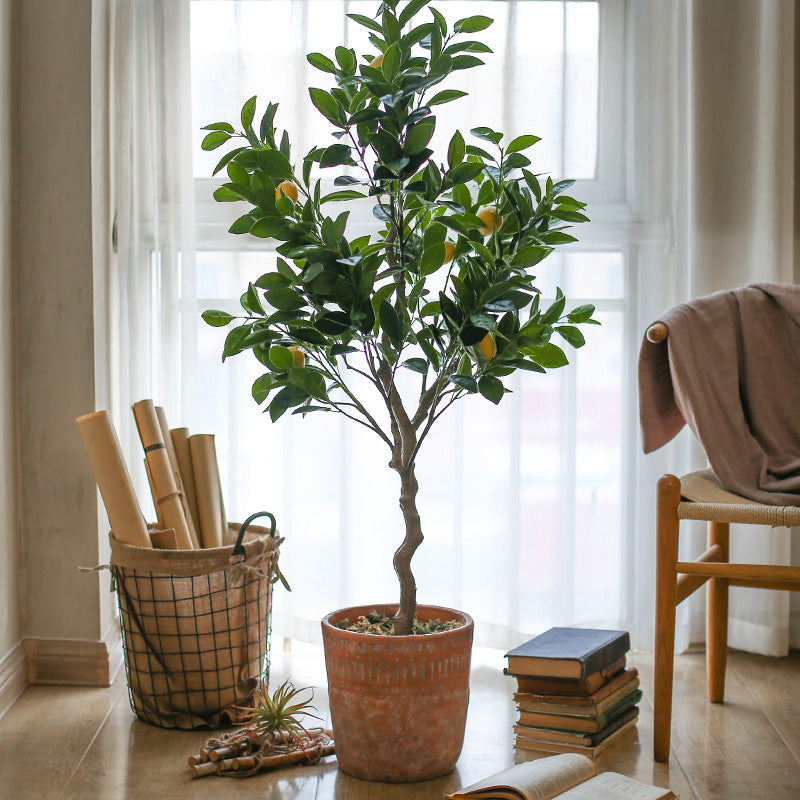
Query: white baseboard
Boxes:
[
  {"xmin": 23, "ymin": 621, "xmax": 123, "ymax": 687},
  {"xmin": 0, "ymin": 644, "xmax": 27, "ymax": 720}
]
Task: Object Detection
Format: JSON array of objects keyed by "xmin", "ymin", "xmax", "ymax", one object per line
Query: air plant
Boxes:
[{"xmin": 237, "ymin": 679, "xmax": 322, "ymax": 751}]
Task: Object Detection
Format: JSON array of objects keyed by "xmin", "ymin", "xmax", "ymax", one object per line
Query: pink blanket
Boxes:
[{"xmin": 638, "ymin": 283, "xmax": 800, "ymax": 505}]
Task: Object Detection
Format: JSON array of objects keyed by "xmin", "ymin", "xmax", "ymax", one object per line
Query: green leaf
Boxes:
[
  {"xmin": 540, "ymin": 231, "xmax": 578, "ymax": 245},
  {"xmin": 540, "ymin": 291, "xmax": 566, "ymax": 324},
  {"xmin": 289, "ymin": 368, "xmax": 327, "ymax": 400},
  {"xmin": 405, "ymin": 120, "xmax": 436, "ymax": 154},
  {"xmin": 399, "ymin": 0, "xmax": 431, "ymax": 26},
  {"xmin": 470, "ymin": 126, "xmax": 503, "ymax": 145},
  {"xmin": 201, "ymin": 121, "xmax": 235, "ymax": 133},
  {"xmin": 454, "ymin": 15, "xmax": 493, "ymax": 34},
  {"xmin": 426, "ymin": 89, "xmax": 467, "ymax": 106},
  {"xmin": 269, "ymin": 345, "xmax": 294, "ymax": 370},
  {"xmin": 269, "ymin": 385, "xmax": 310, "ymax": 421},
  {"xmin": 526, "ymin": 343, "xmax": 568, "ymax": 368},
  {"xmin": 309, "ymin": 88, "xmax": 344, "ymax": 127},
  {"xmin": 381, "ymin": 41, "xmax": 401, "ymax": 79},
  {"xmin": 446, "ymin": 161, "xmax": 484, "ymax": 186},
  {"xmin": 420, "ymin": 243, "xmax": 445, "ymax": 275},
  {"xmin": 201, "ymin": 130, "xmax": 231, "ymax": 151},
  {"xmin": 212, "ymin": 146, "xmax": 246, "ymax": 176},
  {"xmin": 320, "ymin": 144, "xmax": 354, "ymax": 168},
  {"xmin": 470, "ymin": 312, "xmax": 495, "ymax": 330},
  {"xmin": 307, "ymin": 52, "xmax": 337, "ymax": 73},
  {"xmin": 378, "ymin": 299, "xmax": 402, "ymax": 345},
  {"xmin": 567, "ymin": 304, "xmax": 597, "ymax": 324},
  {"xmin": 321, "ymin": 190, "xmax": 366, "ymax": 204},
  {"xmin": 506, "ymin": 358, "xmax": 546, "ymax": 373},
  {"xmin": 213, "ymin": 183, "xmax": 249, "ymax": 203},
  {"xmin": 266, "ymin": 287, "xmax": 306, "ymax": 311},
  {"xmin": 226, "ymin": 161, "xmax": 250, "ymax": 186},
  {"xmin": 347, "ymin": 13, "xmax": 383, "ymax": 33},
  {"xmin": 289, "ymin": 327, "xmax": 326, "ymax": 347},
  {"xmin": 201, "ymin": 309, "xmax": 235, "ymax": 327},
  {"xmin": 478, "ymin": 375, "xmax": 504, "ymax": 404},
  {"xmin": 222, "ymin": 325, "xmax": 251, "ymax": 361},
  {"xmin": 335, "ymin": 46, "xmax": 357, "ymax": 74},
  {"xmin": 556, "ymin": 325, "xmax": 586, "ymax": 348},
  {"xmin": 447, "ymin": 130, "xmax": 465, "ymax": 169},
  {"xmin": 402, "ymin": 357, "xmax": 429, "ymax": 374},
  {"xmin": 511, "ymin": 246, "xmax": 551, "ymax": 268},
  {"xmin": 451, "ymin": 54, "xmax": 484, "ymax": 71},
  {"xmin": 245, "ymin": 283, "xmax": 265, "ymax": 314},
  {"xmin": 259, "ymin": 103, "xmax": 278, "ymax": 143},
  {"xmin": 430, "ymin": 6, "xmax": 448, "ymax": 36},
  {"xmin": 315, "ymin": 311, "xmax": 352, "ymax": 334},
  {"xmin": 252, "ymin": 374, "xmax": 274, "ymax": 404},
  {"xmin": 255, "ymin": 272, "xmax": 290, "ymax": 290},
  {"xmin": 241, "ymin": 95, "xmax": 257, "ymax": 130},
  {"xmin": 506, "ymin": 134, "xmax": 541, "ymax": 154},
  {"xmin": 449, "ymin": 374, "xmax": 478, "ymax": 392},
  {"xmin": 255, "ymin": 149, "xmax": 293, "ymax": 181}
]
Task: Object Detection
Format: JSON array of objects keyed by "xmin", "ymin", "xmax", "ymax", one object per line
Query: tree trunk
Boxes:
[{"xmin": 392, "ymin": 463, "xmax": 423, "ymax": 635}]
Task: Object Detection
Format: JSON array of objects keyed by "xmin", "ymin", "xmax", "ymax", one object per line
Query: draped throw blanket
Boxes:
[{"xmin": 638, "ymin": 283, "xmax": 800, "ymax": 505}]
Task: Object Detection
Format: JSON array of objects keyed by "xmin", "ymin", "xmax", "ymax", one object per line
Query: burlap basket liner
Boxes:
[{"xmin": 110, "ymin": 522, "xmax": 280, "ymax": 729}]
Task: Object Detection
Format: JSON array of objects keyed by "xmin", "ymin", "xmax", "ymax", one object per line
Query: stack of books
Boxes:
[{"xmin": 504, "ymin": 627, "xmax": 641, "ymax": 757}]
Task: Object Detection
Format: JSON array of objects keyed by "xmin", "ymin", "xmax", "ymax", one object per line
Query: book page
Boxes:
[
  {"xmin": 557, "ymin": 772, "xmax": 676, "ymax": 800},
  {"xmin": 448, "ymin": 754, "xmax": 596, "ymax": 800}
]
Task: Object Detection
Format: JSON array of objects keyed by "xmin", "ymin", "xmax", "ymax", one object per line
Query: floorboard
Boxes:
[{"xmin": 1, "ymin": 647, "xmax": 798, "ymax": 799}]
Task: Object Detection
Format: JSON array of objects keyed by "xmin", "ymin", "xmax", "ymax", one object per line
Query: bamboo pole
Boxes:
[
  {"xmin": 131, "ymin": 400, "xmax": 193, "ymax": 550},
  {"xmin": 75, "ymin": 411, "xmax": 151, "ymax": 548}
]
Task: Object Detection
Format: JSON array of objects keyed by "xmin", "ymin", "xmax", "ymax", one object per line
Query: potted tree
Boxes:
[{"xmin": 201, "ymin": 0, "xmax": 597, "ymax": 783}]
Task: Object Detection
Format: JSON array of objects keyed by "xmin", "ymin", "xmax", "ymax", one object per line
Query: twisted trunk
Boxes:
[{"xmin": 392, "ymin": 463, "xmax": 422, "ymax": 635}]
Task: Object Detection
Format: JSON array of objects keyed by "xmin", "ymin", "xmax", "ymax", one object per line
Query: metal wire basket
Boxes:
[{"xmin": 110, "ymin": 513, "xmax": 283, "ymax": 729}]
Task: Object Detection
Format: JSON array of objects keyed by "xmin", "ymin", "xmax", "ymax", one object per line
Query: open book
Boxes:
[{"xmin": 447, "ymin": 753, "xmax": 677, "ymax": 800}]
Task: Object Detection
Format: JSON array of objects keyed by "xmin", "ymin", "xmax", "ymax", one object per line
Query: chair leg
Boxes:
[
  {"xmin": 706, "ymin": 520, "xmax": 729, "ymax": 703},
  {"xmin": 654, "ymin": 474, "xmax": 681, "ymax": 762}
]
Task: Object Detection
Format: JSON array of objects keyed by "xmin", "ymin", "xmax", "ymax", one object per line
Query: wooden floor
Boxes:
[{"xmin": 1, "ymin": 645, "xmax": 799, "ymax": 799}]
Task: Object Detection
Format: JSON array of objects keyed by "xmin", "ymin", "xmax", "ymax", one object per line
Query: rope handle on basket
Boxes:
[{"xmin": 233, "ymin": 511, "xmax": 277, "ymax": 557}]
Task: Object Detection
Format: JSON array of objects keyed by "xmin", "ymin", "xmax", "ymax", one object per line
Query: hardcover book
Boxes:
[
  {"xmin": 509, "ymin": 657, "xmax": 626, "ymax": 696},
  {"xmin": 514, "ymin": 669, "xmax": 640, "ymax": 718},
  {"xmin": 514, "ymin": 705, "xmax": 640, "ymax": 745},
  {"xmin": 505, "ymin": 628, "xmax": 630, "ymax": 679},
  {"xmin": 514, "ymin": 713, "xmax": 639, "ymax": 758},
  {"xmin": 446, "ymin": 752, "xmax": 677, "ymax": 800},
  {"xmin": 516, "ymin": 689, "xmax": 642, "ymax": 733}
]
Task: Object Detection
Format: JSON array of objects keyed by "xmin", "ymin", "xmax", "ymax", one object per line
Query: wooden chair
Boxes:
[{"xmin": 646, "ymin": 321, "xmax": 800, "ymax": 762}]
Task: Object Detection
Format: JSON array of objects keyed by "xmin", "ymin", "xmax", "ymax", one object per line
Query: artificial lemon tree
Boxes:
[{"xmin": 202, "ymin": 0, "xmax": 598, "ymax": 636}]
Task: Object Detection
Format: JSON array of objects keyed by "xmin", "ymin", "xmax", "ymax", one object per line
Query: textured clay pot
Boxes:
[{"xmin": 321, "ymin": 603, "xmax": 473, "ymax": 783}]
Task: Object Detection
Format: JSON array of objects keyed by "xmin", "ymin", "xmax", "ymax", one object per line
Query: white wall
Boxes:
[
  {"xmin": 0, "ymin": 0, "xmax": 20, "ymax": 662},
  {"xmin": 13, "ymin": 0, "xmax": 116, "ymax": 661}
]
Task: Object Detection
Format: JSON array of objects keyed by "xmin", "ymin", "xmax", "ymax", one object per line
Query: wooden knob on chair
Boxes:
[{"xmin": 646, "ymin": 322, "xmax": 668, "ymax": 343}]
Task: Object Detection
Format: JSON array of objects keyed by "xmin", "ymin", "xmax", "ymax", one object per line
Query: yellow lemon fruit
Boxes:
[
  {"xmin": 370, "ymin": 53, "xmax": 384, "ymax": 68},
  {"xmin": 443, "ymin": 241, "xmax": 456, "ymax": 263},
  {"xmin": 275, "ymin": 181, "xmax": 299, "ymax": 203},
  {"xmin": 288, "ymin": 345, "xmax": 305, "ymax": 368},
  {"xmin": 477, "ymin": 206, "xmax": 503, "ymax": 236},
  {"xmin": 477, "ymin": 332, "xmax": 496, "ymax": 360}
]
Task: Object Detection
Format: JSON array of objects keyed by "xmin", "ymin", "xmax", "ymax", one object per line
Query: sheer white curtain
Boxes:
[
  {"xmin": 109, "ymin": 0, "xmax": 799, "ymax": 654},
  {"xmin": 109, "ymin": 0, "xmax": 196, "ymax": 507},
  {"xmin": 677, "ymin": 0, "xmax": 797, "ymax": 655},
  {"xmin": 633, "ymin": 0, "xmax": 799, "ymax": 656}
]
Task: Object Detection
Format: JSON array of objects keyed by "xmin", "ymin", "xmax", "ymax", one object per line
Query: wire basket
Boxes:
[{"xmin": 110, "ymin": 513, "xmax": 283, "ymax": 729}]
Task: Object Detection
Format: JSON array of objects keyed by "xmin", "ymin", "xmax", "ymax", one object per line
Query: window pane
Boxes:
[{"xmin": 191, "ymin": 1, "xmax": 599, "ymax": 180}]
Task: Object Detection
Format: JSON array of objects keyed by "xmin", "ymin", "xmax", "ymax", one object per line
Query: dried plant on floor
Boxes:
[{"xmin": 188, "ymin": 680, "xmax": 334, "ymax": 778}]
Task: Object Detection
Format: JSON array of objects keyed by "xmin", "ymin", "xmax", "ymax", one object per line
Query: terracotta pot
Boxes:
[{"xmin": 321, "ymin": 603, "xmax": 473, "ymax": 783}]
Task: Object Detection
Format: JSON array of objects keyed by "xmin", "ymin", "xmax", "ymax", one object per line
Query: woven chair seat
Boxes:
[{"xmin": 678, "ymin": 470, "xmax": 800, "ymax": 527}]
